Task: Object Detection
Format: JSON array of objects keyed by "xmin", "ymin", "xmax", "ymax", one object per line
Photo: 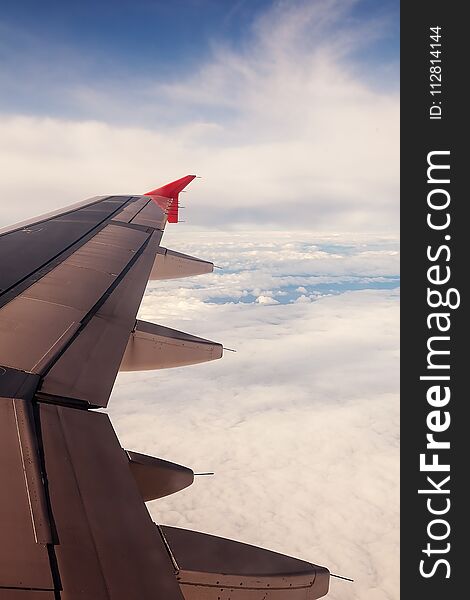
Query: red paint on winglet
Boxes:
[
  {"xmin": 144, "ymin": 174, "xmax": 196, "ymax": 198},
  {"xmin": 144, "ymin": 175, "xmax": 196, "ymax": 223}
]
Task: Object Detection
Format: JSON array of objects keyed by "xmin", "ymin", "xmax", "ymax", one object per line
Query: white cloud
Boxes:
[
  {"xmin": 294, "ymin": 293, "xmax": 312, "ymax": 303},
  {"xmin": 255, "ymin": 294, "xmax": 279, "ymax": 305},
  {"xmin": 106, "ymin": 233, "xmax": 399, "ymax": 600},
  {"xmin": 0, "ymin": 0, "xmax": 398, "ymax": 232}
]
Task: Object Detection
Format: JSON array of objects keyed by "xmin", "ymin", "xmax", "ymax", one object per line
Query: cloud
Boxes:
[
  {"xmin": 255, "ymin": 294, "xmax": 279, "ymax": 304},
  {"xmin": 294, "ymin": 293, "xmax": 312, "ymax": 303},
  {"xmin": 106, "ymin": 233, "xmax": 399, "ymax": 600},
  {"xmin": 0, "ymin": 0, "xmax": 398, "ymax": 232}
]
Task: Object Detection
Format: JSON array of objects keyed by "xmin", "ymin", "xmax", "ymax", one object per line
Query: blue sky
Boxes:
[
  {"xmin": 1, "ymin": 0, "xmax": 398, "ymax": 72},
  {"xmin": 1, "ymin": 0, "xmax": 398, "ymax": 122}
]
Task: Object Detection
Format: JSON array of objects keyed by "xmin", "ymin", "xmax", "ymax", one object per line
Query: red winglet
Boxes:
[
  {"xmin": 144, "ymin": 175, "xmax": 196, "ymax": 223},
  {"xmin": 144, "ymin": 175, "xmax": 196, "ymax": 198}
]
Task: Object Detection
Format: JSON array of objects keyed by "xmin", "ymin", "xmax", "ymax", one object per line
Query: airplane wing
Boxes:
[{"xmin": 0, "ymin": 177, "xmax": 330, "ymax": 599}]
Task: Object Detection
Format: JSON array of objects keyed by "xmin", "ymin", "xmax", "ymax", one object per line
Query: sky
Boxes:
[
  {"xmin": 0, "ymin": 1, "xmax": 399, "ymax": 599},
  {"xmin": 0, "ymin": 0, "xmax": 399, "ymax": 231}
]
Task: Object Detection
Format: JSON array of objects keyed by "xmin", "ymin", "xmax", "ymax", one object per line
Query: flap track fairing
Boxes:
[
  {"xmin": 150, "ymin": 247, "xmax": 213, "ymax": 280},
  {"xmin": 127, "ymin": 451, "xmax": 194, "ymax": 502},
  {"xmin": 120, "ymin": 320, "xmax": 223, "ymax": 372}
]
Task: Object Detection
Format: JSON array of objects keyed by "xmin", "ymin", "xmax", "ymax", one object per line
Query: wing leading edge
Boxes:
[{"xmin": 0, "ymin": 177, "xmax": 330, "ymax": 599}]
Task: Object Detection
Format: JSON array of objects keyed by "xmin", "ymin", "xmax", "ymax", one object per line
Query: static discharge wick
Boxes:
[{"xmin": 330, "ymin": 573, "xmax": 354, "ymax": 582}]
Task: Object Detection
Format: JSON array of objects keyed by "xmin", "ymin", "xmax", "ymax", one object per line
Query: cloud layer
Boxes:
[{"xmin": 108, "ymin": 233, "xmax": 399, "ymax": 600}]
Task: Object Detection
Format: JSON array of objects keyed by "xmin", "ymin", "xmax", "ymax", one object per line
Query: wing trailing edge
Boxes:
[{"xmin": 159, "ymin": 526, "xmax": 330, "ymax": 600}]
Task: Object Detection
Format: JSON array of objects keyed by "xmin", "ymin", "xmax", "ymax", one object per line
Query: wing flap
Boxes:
[
  {"xmin": 0, "ymin": 400, "xmax": 54, "ymax": 590},
  {"xmin": 22, "ymin": 263, "xmax": 117, "ymax": 312},
  {"xmin": 13, "ymin": 399, "xmax": 53, "ymax": 544},
  {"xmin": 160, "ymin": 526, "xmax": 330, "ymax": 599},
  {"xmin": 0, "ymin": 296, "xmax": 81, "ymax": 373},
  {"xmin": 40, "ymin": 404, "xmax": 184, "ymax": 599}
]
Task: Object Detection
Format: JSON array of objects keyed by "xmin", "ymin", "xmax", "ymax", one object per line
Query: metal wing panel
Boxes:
[
  {"xmin": 37, "ymin": 404, "xmax": 110, "ymax": 599},
  {"xmin": 0, "ymin": 224, "xmax": 150, "ymax": 377},
  {"xmin": 65, "ymin": 237, "xmax": 142, "ymax": 273},
  {"xmin": 0, "ymin": 197, "xmax": 132, "ymax": 298},
  {"xmin": 0, "ymin": 297, "xmax": 82, "ymax": 373},
  {"xmin": 39, "ymin": 404, "xmax": 184, "ymax": 600},
  {"xmin": 0, "ymin": 196, "xmax": 108, "ymax": 236},
  {"xmin": 111, "ymin": 196, "xmax": 151, "ymax": 223},
  {"xmin": 0, "ymin": 400, "xmax": 54, "ymax": 590},
  {"xmin": 0, "ymin": 368, "xmax": 40, "ymax": 399},
  {"xmin": 12, "ymin": 399, "xmax": 53, "ymax": 545},
  {"xmin": 0, "ymin": 591, "xmax": 56, "ymax": 599},
  {"xmin": 21, "ymin": 225, "xmax": 149, "ymax": 311},
  {"xmin": 39, "ymin": 232, "xmax": 160, "ymax": 407},
  {"xmin": 128, "ymin": 200, "xmax": 167, "ymax": 229},
  {"xmin": 22, "ymin": 263, "xmax": 117, "ymax": 311}
]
